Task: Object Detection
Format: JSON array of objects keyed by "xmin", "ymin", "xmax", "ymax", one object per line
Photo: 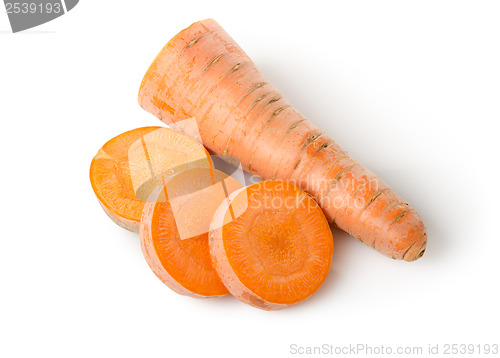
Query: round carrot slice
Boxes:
[
  {"xmin": 209, "ymin": 180, "xmax": 333, "ymax": 310},
  {"xmin": 90, "ymin": 126, "xmax": 210, "ymax": 232},
  {"xmin": 140, "ymin": 167, "xmax": 242, "ymax": 297}
]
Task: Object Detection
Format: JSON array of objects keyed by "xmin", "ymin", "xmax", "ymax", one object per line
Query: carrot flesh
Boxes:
[
  {"xmin": 138, "ymin": 19, "xmax": 427, "ymax": 261},
  {"xmin": 209, "ymin": 180, "xmax": 333, "ymax": 310},
  {"xmin": 89, "ymin": 126, "xmax": 210, "ymax": 232},
  {"xmin": 140, "ymin": 168, "xmax": 242, "ymax": 297}
]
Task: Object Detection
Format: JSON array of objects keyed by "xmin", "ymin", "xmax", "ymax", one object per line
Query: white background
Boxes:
[{"xmin": 1, "ymin": 1, "xmax": 499, "ymax": 357}]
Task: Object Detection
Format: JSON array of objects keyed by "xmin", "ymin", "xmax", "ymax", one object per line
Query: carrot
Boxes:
[
  {"xmin": 89, "ymin": 126, "xmax": 210, "ymax": 232},
  {"xmin": 138, "ymin": 19, "xmax": 427, "ymax": 261},
  {"xmin": 140, "ymin": 167, "xmax": 242, "ymax": 297},
  {"xmin": 209, "ymin": 180, "xmax": 333, "ymax": 310}
]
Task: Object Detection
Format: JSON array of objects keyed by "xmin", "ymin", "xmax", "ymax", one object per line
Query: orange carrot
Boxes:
[
  {"xmin": 138, "ymin": 19, "xmax": 427, "ymax": 261},
  {"xmin": 140, "ymin": 167, "xmax": 242, "ymax": 297},
  {"xmin": 89, "ymin": 126, "xmax": 210, "ymax": 232},
  {"xmin": 209, "ymin": 180, "xmax": 333, "ymax": 310}
]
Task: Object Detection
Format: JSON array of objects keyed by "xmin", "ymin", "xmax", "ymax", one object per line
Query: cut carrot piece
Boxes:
[
  {"xmin": 140, "ymin": 167, "xmax": 242, "ymax": 297},
  {"xmin": 138, "ymin": 19, "xmax": 427, "ymax": 261},
  {"xmin": 209, "ymin": 180, "xmax": 333, "ymax": 310},
  {"xmin": 90, "ymin": 126, "xmax": 210, "ymax": 232}
]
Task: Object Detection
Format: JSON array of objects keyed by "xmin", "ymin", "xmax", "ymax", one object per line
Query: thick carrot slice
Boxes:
[
  {"xmin": 209, "ymin": 180, "xmax": 333, "ymax": 310},
  {"xmin": 140, "ymin": 167, "xmax": 242, "ymax": 297},
  {"xmin": 89, "ymin": 126, "xmax": 210, "ymax": 232},
  {"xmin": 138, "ymin": 19, "xmax": 427, "ymax": 261}
]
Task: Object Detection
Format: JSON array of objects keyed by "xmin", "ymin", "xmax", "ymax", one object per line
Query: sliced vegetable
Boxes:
[
  {"xmin": 90, "ymin": 126, "xmax": 210, "ymax": 232},
  {"xmin": 141, "ymin": 167, "xmax": 242, "ymax": 297},
  {"xmin": 209, "ymin": 180, "xmax": 333, "ymax": 310}
]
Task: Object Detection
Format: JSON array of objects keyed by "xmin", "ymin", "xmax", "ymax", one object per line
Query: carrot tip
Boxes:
[{"xmin": 403, "ymin": 234, "xmax": 427, "ymax": 262}]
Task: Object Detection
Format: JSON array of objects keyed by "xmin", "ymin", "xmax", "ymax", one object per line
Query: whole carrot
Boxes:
[{"xmin": 138, "ymin": 19, "xmax": 427, "ymax": 261}]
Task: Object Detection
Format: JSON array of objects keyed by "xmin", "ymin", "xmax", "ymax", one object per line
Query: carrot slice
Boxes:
[
  {"xmin": 89, "ymin": 126, "xmax": 210, "ymax": 232},
  {"xmin": 209, "ymin": 180, "xmax": 333, "ymax": 310},
  {"xmin": 140, "ymin": 167, "xmax": 242, "ymax": 297}
]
